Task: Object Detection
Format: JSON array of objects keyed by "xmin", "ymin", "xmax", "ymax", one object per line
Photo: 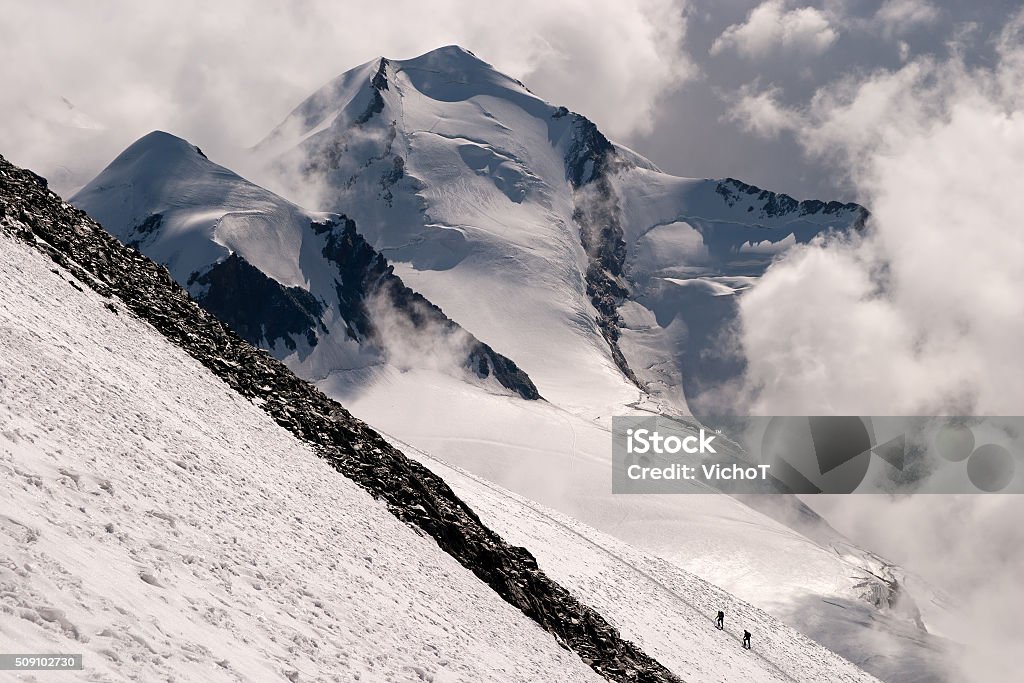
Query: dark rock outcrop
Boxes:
[
  {"xmin": 564, "ymin": 114, "xmax": 642, "ymax": 387},
  {"xmin": 564, "ymin": 114, "xmax": 616, "ymax": 188},
  {"xmin": 355, "ymin": 58, "xmax": 389, "ymax": 125},
  {"xmin": 125, "ymin": 212, "xmax": 163, "ymax": 249},
  {"xmin": 1, "ymin": 153, "xmax": 673, "ymax": 682},
  {"xmin": 715, "ymin": 178, "xmax": 870, "ymax": 227},
  {"xmin": 188, "ymin": 253, "xmax": 326, "ymax": 351}
]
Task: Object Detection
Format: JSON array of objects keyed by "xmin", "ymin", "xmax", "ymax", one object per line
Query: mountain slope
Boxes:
[
  {"xmin": 70, "ymin": 131, "xmax": 538, "ymax": 399},
  {"xmin": 1, "ymin": 153, "xmax": 676, "ymax": 682},
  {"xmin": 0, "ymin": 185, "xmax": 594, "ymax": 682},
  {"xmin": 1, "ymin": 153, "xmax": 889, "ymax": 682},
  {"xmin": 398, "ymin": 439, "xmax": 888, "ymax": 683}
]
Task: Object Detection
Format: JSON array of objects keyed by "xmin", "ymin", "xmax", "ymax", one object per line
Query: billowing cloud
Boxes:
[
  {"xmin": 723, "ymin": 15, "xmax": 1024, "ymax": 681},
  {"xmin": 730, "ymin": 18, "xmax": 1024, "ymax": 415},
  {"xmin": 725, "ymin": 84, "xmax": 797, "ymax": 138},
  {"xmin": 0, "ymin": 0, "xmax": 695, "ymax": 195},
  {"xmin": 710, "ymin": 0, "xmax": 838, "ymax": 59}
]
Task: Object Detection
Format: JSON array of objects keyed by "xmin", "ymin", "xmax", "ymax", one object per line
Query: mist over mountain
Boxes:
[
  {"xmin": 249, "ymin": 45, "xmax": 867, "ymax": 413},
  {"xmin": 3, "ymin": 1, "xmax": 1021, "ymax": 679}
]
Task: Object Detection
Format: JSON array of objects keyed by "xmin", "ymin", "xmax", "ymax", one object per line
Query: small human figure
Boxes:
[
  {"xmin": 715, "ymin": 610, "xmax": 724, "ymax": 630},
  {"xmin": 743, "ymin": 630, "xmax": 751, "ymax": 649}
]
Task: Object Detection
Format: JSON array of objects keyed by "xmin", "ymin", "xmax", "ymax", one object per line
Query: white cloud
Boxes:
[
  {"xmin": 734, "ymin": 37, "xmax": 1024, "ymax": 416},
  {"xmin": 0, "ymin": 0, "xmax": 696, "ymax": 195},
  {"xmin": 898, "ymin": 39, "xmax": 911, "ymax": 61},
  {"xmin": 874, "ymin": 0, "xmax": 939, "ymax": 37},
  {"xmin": 723, "ymin": 18, "xmax": 1024, "ymax": 680},
  {"xmin": 711, "ymin": 0, "xmax": 838, "ymax": 59},
  {"xmin": 725, "ymin": 84, "xmax": 797, "ymax": 138}
]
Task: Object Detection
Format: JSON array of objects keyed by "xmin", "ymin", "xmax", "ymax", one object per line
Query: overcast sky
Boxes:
[{"xmin": 3, "ymin": 3, "xmax": 1022, "ymax": 681}]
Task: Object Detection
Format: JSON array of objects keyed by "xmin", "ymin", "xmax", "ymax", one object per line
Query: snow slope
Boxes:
[
  {"xmin": 394, "ymin": 436, "xmax": 884, "ymax": 683},
  {"xmin": 0, "ymin": 232, "xmax": 600, "ymax": 682},
  {"xmin": 256, "ymin": 47, "xmax": 642, "ymax": 415},
  {"xmin": 336, "ymin": 368, "xmax": 951, "ymax": 683}
]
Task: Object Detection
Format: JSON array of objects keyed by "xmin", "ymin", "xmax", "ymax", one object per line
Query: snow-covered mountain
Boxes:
[
  {"xmin": 71, "ymin": 131, "xmax": 538, "ymax": 399},
  {"xmin": 66, "ymin": 46, "xmax": 951, "ymax": 681},
  {"xmin": 246, "ymin": 46, "xmax": 943, "ymax": 682},
  {"xmin": 0, "ymin": 152, "xmax": 886, "ymax": 682},
  {"xmin": 253, "ymin": 45, "xmax": 867, "ymax": 413}
]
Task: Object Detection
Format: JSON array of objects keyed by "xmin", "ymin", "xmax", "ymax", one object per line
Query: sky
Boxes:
[
  {"xmin": 1, "ymin": 0, "xmax": 1016, "ymax": 201},
  {"xmin": 3, "ymin": 2, "xmax": 1023, "ymax": 681}
]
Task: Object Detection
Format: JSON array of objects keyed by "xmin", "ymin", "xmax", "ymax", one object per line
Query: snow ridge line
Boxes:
[{"xmin": 0, "ymin": 154, "xmax": 683, "ymax": 683}]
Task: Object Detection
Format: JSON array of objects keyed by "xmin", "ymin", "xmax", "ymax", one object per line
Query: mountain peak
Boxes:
[
  {"xmin": 256, "ymin": 45, "xmax": 537, "ymax": 152},
  {"xmin": 390, "ymin": 45, "xmax": 534, "ymax": 100},
  {"xmin": 119, "ymin": 130, "xmax": 209, "ymax": 164},
  {"xmin": 395, "ymin": 44, "xmax": 487, "ymax": 70}
]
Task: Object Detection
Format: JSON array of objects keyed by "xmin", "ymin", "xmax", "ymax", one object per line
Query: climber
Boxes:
[
  {"xmin": 715, "ymin": 610, "xmax": 724, "ymax": 630},
  {"xmin": 743, "ymin": 630, "xmax": 751, "ymax": 649}
]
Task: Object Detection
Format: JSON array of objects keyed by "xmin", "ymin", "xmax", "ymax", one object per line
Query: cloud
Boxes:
[
  {"xmin": 873, "ymin": 0, "xmax": 940, "ymax": 38},
  {"xmin": 0, "ymin": 0, "xmax": 695, "ymax": 196},
  {"xmin": 725, "ymin": 59, "xmax": 942, "ymax": 158},
  {"xmin": 722, "ymin": 14, "xmax": 1024, "ymax": 681},
  {"xmin": 725, "ymin": 84, "xmax": 798, "ymax": 138},
  {"xmin": 710, "ymin": 0, "xmax": 838, "ymax": 59},
  {"xmin": 730, "ymin": 21, "xmax": 1024, "ymax": 415},
  {"xmin": 807, "ymin": 493, "xmax": 1024, "ymax": 683}
]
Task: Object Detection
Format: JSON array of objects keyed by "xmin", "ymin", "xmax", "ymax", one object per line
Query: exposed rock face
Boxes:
[
  {"xmin": 0, "ymin": 153, "xmax": 679, "ymax": 683},
  {"xmin": 125, "ymin": 212, "xmax": 163, "ymax": 249},
  {"xmin": 715, "ymin": 178, "xmax": 869, "ymax": 226},
  {"xmin": 564, "ymin": 114, "xmax": 616, "ymax": 188},
  {"xmin": 188, "ymin": 253, "xmax": 326, "ymax": 351},
  {"xmin": 565, "ymin": 113, "xmax": 642, "ymax": 386}
]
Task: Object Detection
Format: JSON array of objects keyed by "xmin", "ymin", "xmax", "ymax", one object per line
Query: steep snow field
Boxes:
[
  {"xmin": 258, "ymin": 47, "xmax": 642, "ymax": 416},
  {"xmin": 337, "ymin": 368, "xmax": 949, "ymax": 682},
  {"xmin": 0, "ymin": 233, "xmax": 602, "ymax": 682},
  {"xmin": 395, "ymin": 436, "xmax": 884, "ymax": 683}
]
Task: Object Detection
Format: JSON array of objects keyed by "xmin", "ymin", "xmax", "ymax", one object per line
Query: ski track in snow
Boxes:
[{"xmin": 0, "ymin": 233, "xmax": 603, "ymax": 683}]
